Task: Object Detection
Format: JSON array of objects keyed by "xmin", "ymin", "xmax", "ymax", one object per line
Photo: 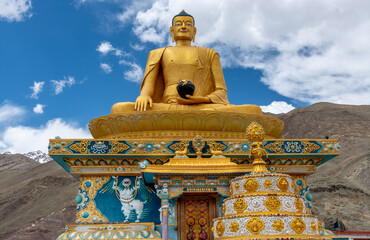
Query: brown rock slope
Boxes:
[
  {"xmin": 0, "ymin": 156, "xmax": 78, "ymax": 240},
  {"xmin": 274, "ymin": 102, "xmax": 370, "ymax": 231}
]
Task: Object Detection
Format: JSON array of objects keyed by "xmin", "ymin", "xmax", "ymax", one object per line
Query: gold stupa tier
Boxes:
[
  {"xmin": 88, "ymin": 110, "xmax": 284, "ymax": 139},
  {"xmin": 213, "ymin": 171, "xmax": 329, "ymax": 240},
  {"xmin": 230, "ymin": 173, "xmax": 295, "ymax": 195},
  {"xmin": 213, "ymin": 214, "xmax": 329, "ymax": 240},
  {"xmin": 224, "ymin": 173, "xmax": 304, "ymax": 217}
]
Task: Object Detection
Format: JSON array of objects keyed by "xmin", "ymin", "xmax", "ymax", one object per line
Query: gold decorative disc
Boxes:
[
  {"xmin": 229, "ymin": 221, "xmax": 239, "ymax": 232},
  {"xmin": 264, "ymin": 179, "xmax": 272, "ymax": 188},
  {"xmin": 291, "ymin": 217, "xmax": 306, "ymax": 234},
  {"xmin": 235, "ymin": 182, "xmax": 240, "ymax": 190},
  {"xmin": 295, "ymin": 198, "xmax": 304, "ymax": 213},
  {"xmin": 233, "ymin": 198, "xmax": 248, "ymax": 213},
  {"xmin": 243, "ymin": 178, "xmax": 259, "ymax": 192},
  {"xmin": 246, "ymin": 217, "xmax": 264, "ymax": 235},
  {"xmin": 272, "ymin": 220, "xmax": 284, "ymax": 232},
  {"xmin": 277, "ymin": 177, "xmax": 289, "ymax": 192},
  {"xmin": 264, "ymin": 196, "xmax": 282, "ymax": 212},
  {"xmin": 216, "ymin": 221, "xmax": 225, "ymax": 236}
]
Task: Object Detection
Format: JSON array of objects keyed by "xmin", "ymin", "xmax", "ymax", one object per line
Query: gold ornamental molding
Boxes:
[{"xmin": 88, "ymin": 110, "xmax": 284, "ymax": 139}]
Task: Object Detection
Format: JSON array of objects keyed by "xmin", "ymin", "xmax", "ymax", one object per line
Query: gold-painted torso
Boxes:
[{"xmin": 162, "ymin": 46, "xmax": 199, "ymax": 103}]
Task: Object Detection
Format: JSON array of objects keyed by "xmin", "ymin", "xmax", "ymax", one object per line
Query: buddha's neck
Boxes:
[{"xmin": 175, "ymin": 40, "xmax": 192, "ymax": 46}]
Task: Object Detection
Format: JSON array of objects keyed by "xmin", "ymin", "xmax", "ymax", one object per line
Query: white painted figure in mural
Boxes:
[{"xmin": 102, "ymin": 176, "xmax": 153, "ymax": 223}]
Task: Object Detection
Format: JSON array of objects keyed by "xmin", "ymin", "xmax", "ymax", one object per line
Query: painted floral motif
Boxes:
[
  {"xmin": 282, "ymin": 141, "xmax": 303, "ymax": 153},
  {"xmin": 272, "ymin": 220, "xmax": 284, "ymax": 232},
  {"xmin": 229, "ymin": 221, "xmax": 239, "ymax": 232},
  {"xmin": 76, "ymin": 188, "xmax": 89, "ymax": 210}
]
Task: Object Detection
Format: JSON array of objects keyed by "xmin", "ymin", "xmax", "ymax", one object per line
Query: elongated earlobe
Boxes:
[
  {"xmin": 193, "ymin": 27, "xmax": 197, "ymax": 43},
  {"xmin": 170, "ymin": 27, "xmax": 174, "ymax": 43}
]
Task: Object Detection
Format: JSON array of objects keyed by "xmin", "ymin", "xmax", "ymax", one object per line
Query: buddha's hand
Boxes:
[
  {"xmin": 177, "ymin": 95, "xmax": 211, "ymax": 105},
  {"xmin": 135, "ymin": 95, "xmax": 153, "ymax": 111}
]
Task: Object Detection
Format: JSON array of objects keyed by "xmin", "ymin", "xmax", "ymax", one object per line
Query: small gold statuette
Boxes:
[
  {"xmin": 234, "ymin": 182, "xmax": 240, "ymax": 190},
  {"xmin": 246, "ymin": 217, "xmax": 265, "ymax": 235},
  {"xmin": 277, "ymin": 177, "xmax": 289, "ymax": 192},
  {"xmin": 264, "ymin": 179, "xmax": 272, "ymax": 188},
  {"xmin": 264, "ymin": 196, "xmax": 282, "ymax": 212},
  {"xmin": 272, "ymin": 220, "xmax": 285, "ymax": 232},
  {"xmin": 216, "ymin": 221, "xmax": 225, "ymax": 236},
  {"xmin": 233, "ymin": 198, "xmax": 248, "ymax": 213},
  {"xmin": 243, "ymin": 178, "xmax": 259, "ymax": 192},
  {"xmin": 291, "ymin": 217, "xmax": 306, "ymax": 234},
  {"xmin": 222, "ymin": 203, "xmax": 226, "ymax": 215},
  {"xmin": 295, "ymin": 198, "xmax": 304, "ymax": 213},
  {"xmin": 311, "ymin": 221, "xmax": 317, "ymax": 232},
  {"xmin": 230, "ymin": 185, "xmax": 233, "ymax": 195},
  {"xmin": 229, "ymin": 221, "xmax": 240, "ymax": 232}
]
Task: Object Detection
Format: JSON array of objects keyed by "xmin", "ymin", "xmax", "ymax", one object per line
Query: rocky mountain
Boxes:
[
  {"xmin": 271, "ymin": 102, "xmax": 370, "ymax": 231},
  {"xmin": 0, "ymin": 102, "xmax": 369, "ymax": 239},
  {"xmin": 23, "ymin": 150, "xmax": 52, "ymax": 164}
]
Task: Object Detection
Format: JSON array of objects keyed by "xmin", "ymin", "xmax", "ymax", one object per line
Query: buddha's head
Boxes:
[{"xmin": 170, "ymin": 10, "xmax": 197, "ymax": 43}]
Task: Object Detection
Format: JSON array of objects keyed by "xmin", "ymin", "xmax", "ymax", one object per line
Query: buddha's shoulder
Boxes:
[{"xmin": 148, "ymin": 47, "xmax": 166, "ymax": 55}]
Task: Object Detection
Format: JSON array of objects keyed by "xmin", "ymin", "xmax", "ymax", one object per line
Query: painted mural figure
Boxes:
[
  {"xmin": 199, "ymin": 225, "xmax": 208, "ymax": 240},
  {"xmin": 186, "ymin": 225, "xmax": 195, "ymax": 240},
  {"xmin": 103, "ymin": 176, "xmax": 153, "ymax": 223}
]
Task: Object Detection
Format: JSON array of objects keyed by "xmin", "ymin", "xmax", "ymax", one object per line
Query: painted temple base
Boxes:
[
  {"xmin": 88, "ymin": 110, "xmax": 284, "ymax": 139},
  {"xmin": 56, "ymin": 223, "xmax": 162, "ymax": 240},
  {"xmin": 50, "ymin": 120, "xmax": 341, "ymax": 240}
]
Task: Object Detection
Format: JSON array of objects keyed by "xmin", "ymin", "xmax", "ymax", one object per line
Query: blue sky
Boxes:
[{"xmin": 1, "ymin": 0, "xmax": 369, "ymax": 153}]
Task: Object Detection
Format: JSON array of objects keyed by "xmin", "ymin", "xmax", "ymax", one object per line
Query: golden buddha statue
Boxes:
[{"xmin": 111, "ymin": 10, "xmax": 262, "ymax": 115}]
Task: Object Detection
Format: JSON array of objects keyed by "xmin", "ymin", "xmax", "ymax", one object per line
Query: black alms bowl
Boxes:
[{"xmin": 177, "ymin": 80, "xmax": 195, "ymax": 99}]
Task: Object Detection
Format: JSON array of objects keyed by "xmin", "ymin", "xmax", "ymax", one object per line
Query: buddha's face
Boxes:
[{"xmin": 170, "ymin": 16, "xmax": 197, "ymax": 42}]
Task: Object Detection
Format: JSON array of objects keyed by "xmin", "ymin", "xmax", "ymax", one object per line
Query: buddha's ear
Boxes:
[
  {"xmin": 170, "ymin": 26, "xmax": 175, "ymax": 43},
  {"xmin": 192, "ymin": 27, "xmax": 197, "ymax": 43}
]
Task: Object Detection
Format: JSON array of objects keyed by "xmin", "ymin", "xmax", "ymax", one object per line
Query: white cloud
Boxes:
[
  {"xmin": 0, "ymin": 102, "xmax": 25, "ymax": 124},
  {"xmin": 100, "ymin": 63, "xmax": 112, "ymax": 73},
  {"xmin": 97, "ymin": 41, "xmax": 114, "ymax": 55},
  {"xmin": 130, "ymin": 43, "xmax": 144, "ymax": 51},
  {"xmin": 51, "ymin": 76, "xmax": 76, "ymax": 94},
  {"xmin": 261, "ymin": 101, "xmax": 295, "ymax": 114},
  {"xmin": 0, "ymin": 118, "xmax": 91, "ymax": 153},
  {"xmin": 122, "ymin": 0, "xmax": 370, "ymax": 105},
  {"xmin": 33, "ymin": 104, "xmax": 45, "ymax": 114},
  {"xmin": 0, "ymin": 0, "xmax": 32, "ymax": 22},
  {"xmin": 96, "ymin": 41, "xmax": 125, "ymax": 56},
  {"xmin": 119, "ymin": 60, "xmax": 143, "ymax": 83},
  {"xmin": 30, "ymin": 81, "xmax": 44, "ymax": 99}
]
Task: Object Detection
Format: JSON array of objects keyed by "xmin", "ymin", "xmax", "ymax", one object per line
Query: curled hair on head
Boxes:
[{"xmin": 172, "ymin": 9, "xmax": 195, "ymax": 26}]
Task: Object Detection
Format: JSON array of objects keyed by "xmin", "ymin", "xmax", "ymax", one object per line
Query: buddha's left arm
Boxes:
[{"xmin": 207, "ymin": 53, "xmax": 229, "ymax": 104}]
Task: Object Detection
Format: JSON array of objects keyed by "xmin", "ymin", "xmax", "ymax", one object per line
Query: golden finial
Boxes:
[{"xmin": 246, "ymin": 122, "xmax": 268, "ymax": 173}]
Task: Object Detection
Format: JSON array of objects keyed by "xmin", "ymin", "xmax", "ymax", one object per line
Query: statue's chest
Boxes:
[{"xmin": 162, "ymin": 48, "xmax": 199, "ymax": 66}]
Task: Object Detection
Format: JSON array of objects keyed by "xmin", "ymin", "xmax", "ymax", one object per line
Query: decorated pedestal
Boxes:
[
  {"xmin": 213, "ymin": 173, "xmax": 327, "ymax": 239},
  {"xmin": 49, "ymin": 111, "xmax": 340, "ymax": 240}
]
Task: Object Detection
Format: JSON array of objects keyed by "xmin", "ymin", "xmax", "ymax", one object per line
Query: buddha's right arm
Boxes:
[{"xmin": 135, "ymin": 62, "xmax": 160, "ymax": 111}]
